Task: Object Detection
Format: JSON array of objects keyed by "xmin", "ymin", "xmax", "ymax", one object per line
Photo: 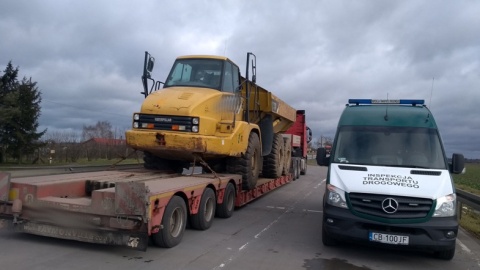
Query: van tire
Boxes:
[
  {"xmin": 434, "ymin": 247, "xmax": 455, "ymax": 260},
  {"xmin": 322, "ymin": 222, "xmax": 337, "ymax": 246}
]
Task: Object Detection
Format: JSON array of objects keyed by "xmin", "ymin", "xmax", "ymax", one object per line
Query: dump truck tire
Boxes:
[
  {"xmin": 152, "ymin": 196, "xmax": 187, "ymax": 248},
  {"xmin": 191, "ymin": 188, "xmax": 216, "ymax": 230},
  {"xmin": 226, "ymin": 132, "xmax": 261, "ymax": 190},
  {"xmin": 282, "ymin": 140, "xmax": 292, "ymax": 176},
  {"xmin": 262, "ymin": 134, "xmax": 285, "ymax": 178},
  {"xmin": 216, "ymin": 182, "xmax": 235, "ymax": 218}
]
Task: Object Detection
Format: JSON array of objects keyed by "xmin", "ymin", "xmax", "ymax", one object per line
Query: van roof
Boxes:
[{"xmin": 339, "ymin": 103, "xmax": 437, "ymax": 128}]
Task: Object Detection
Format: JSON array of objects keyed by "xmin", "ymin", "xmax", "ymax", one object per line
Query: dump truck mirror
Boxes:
[
  {"xmin": 147, "ymin": 56, "xmax": 155, "ymax": 72},
  {"xmin": 450, "ymin": 153, "xmax": 465, "ymax": 174},
  {"xmin": 316, "ymin": 148, "xmax": 329, "ymax": 166}
]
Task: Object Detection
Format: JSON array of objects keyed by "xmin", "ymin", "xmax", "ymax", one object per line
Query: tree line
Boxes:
[{"xmin": 0, "ymin": 62, "xmax": 135, "ymax": 164}]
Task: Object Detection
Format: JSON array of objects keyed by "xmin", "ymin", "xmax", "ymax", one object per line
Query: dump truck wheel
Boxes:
[
  {"xmin": 226, "ymin": 132, "xmax": 261, "ymax": 190},
  {"xmin": 216, "ymin": 182, "xmax": 235, "ymax": 218},
  {"xmin": 282, "ymin": 140, "xmax": 292, "ymax": 176},
  {"xmin": 262, "ymin": 134, "xmax": 285, "ymax": 178},
  {"xmin": 152, "ymin": 196, "xmax": 187, "ymax": 248},
  {"xmin": 191, "ymin": 188, "xmax": 216, "ymax": 230}
]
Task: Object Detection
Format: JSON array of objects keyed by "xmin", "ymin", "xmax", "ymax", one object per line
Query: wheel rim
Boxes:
[
  {"xmin": 204, "ymin": 196, "xmax": 214, "ymax": 221},
  {"xmin": 169, "ymin": 207, "xmax": 184, "ymax": 237},
  {"xmin": 226, "ymin": 189, "xmax": 234, "ymax": 211}
]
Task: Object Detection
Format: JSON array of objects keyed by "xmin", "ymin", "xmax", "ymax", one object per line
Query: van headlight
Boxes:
[
  {"xmin": 326, "ymin": 184, "xmax": 348, "ymax": 209},
  {"xmin": 433, "ymin": 193, "xmax": 456, "ymax": 217}
]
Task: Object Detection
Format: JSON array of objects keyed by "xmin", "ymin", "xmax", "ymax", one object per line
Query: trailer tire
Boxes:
[
  {"xmin": 191, "ymin": 188, "xmax": 216, "ymax": 230},
  {"xmin": 300, "ymin": 159, "xmax": 307, "ymax": 175},
  {"xmin": 296, "ymin": 160, "xmax": 301, "ymax": 179},
  {"xmin": 292, "ymin": 159, "xmax": 299, "ymax": 181},
  {"xmin": 282, "ymin": 140, "xmax": 292, "ymax": 176},
  {"xmin": 434, "ymin": 247, "xmax": 455, "ymax": 260},
  {"xmin": 227, "ymin": 132, "xmax": 261, "ymax": 190},
  {"xmin": 152, "ymin": 196, "xmax": 187, "ymax": 248},
  {"xmin": 216, "ymin": 183, "xmax": 236, "ymax": 218},
  {"xmin": 263, "ymin": 134, "xmax": 285, "ymax": 178}
]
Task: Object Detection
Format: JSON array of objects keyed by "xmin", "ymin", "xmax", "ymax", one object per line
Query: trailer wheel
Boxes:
[
  {"xmin": 300, "ymin": 159, "xmax": 307, "ymax": 175},
  {"xmin": 227, "ymin": 132, "xmax": 261, "ymax": 190},
  {"xmin": 263, "ymin": 134, "xmax": 285, "ymax": 178},
  {"xmin": 296, "ymin": 160, "xmax": 301, "ymax": 179},
  {"xmin": 191, "ymin": 188, "xmax": 216, "ymax": 230},
  {"xmin": 434, "ymin": 246, "xmax": 455, "ymax": 260},
  {"xmin": 152, "ymin": 196, "xmax": 187, "ymax": 248},
  {"xmin": 292, "ymin": 159, "xmax": 299, "ymax": 181},
  {"xmin": 216, "ymin": 183, "xmax": 236, "ymax": 218}
]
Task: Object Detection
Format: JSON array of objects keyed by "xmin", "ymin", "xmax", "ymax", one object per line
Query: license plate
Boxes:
[{"xmin": 369, "ymin": 232, "xmax": 409, "ymax": 245}]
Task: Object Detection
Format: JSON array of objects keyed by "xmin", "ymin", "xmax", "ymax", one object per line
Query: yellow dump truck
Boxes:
[{"xmin": 126, "ymin": 52, "xmax": 297, "ymax": 190}]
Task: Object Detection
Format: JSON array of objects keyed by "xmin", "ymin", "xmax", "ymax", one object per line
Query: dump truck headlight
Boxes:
[
  {"xmin": 192, "ymin": 126, "xmax": 199, "ymax": 133},
  {"xmin": 133, "ymin": 122, "xmax": 139, "ymax": 128},
  {"xmin": 134, "ymin": 114, "xmax": 140, "ymax": 120},
  {"xmin": 192, "ymin": 117, "xmax": 199, "ymax": 125},
  {"xmin": 433, "ymin": 193, "xmax": 456, "ymax": 217}
]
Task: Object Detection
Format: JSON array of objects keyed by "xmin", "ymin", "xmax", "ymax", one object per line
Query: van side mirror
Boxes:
[
  {"xmin": 450, "ymin": 153, "xmax": 465, "ymax": 174},
  {"xmin": 316, "ymin": 147, "xmax": 330, "ymax": 166}
]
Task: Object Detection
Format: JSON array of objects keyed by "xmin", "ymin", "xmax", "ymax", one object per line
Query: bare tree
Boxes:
[{"xmin": 82, "ymin": 121, "xmax": 114, "ymax": 141}]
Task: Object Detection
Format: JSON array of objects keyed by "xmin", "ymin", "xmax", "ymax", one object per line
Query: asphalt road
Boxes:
[{"xmin": 1, "ymin": 166, "xmax": 479, "ymax": 270}]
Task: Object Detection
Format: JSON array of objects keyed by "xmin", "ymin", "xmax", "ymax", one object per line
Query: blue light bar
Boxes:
[{"xmin": 348, "ymin": 99, "xmax": 425, "ymax": 105}]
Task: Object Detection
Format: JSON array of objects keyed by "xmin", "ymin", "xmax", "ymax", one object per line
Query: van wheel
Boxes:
[
  {"xmin": 226, "ymin": 132, "xmax": 261, "ymax": 190},
  {"xmin": 151, "ymin": 196, "xmax": 187, "ymax": 248},
  {"xmin": 191, "ymin": 188, "xmax": 216, "ymax": 230},
  {"xmin": 322, "ymin": 221, "xmax": 337, "ymax": 246},
  {"xmin": 434, "ymin": 246, "xmax": 455, "ymax": 260},
  {"xmin": 216, "ymin": 183, "xmax": 236, "ymax": 218}
]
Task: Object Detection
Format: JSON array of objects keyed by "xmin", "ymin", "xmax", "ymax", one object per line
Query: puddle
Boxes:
[{"xmin": 303, "ymin": 255, "xmax": 371, "ymax": 270}]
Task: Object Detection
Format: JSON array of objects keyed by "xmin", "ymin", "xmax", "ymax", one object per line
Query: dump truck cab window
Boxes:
[
  {"xmin": 222, "ymin": 61, "xmax": 240, "ymax": 93},
  {"xmin": 165, "ymin": 59, "xmax": 223, "ymax": 90}
]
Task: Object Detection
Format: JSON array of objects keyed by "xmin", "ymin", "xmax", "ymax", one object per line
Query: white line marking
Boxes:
[
  {"xmin": 213, "ymin": 177, "xmax": 323, "ymax": 270},
  {"xmin": 457, "ymin": 239, "xmax": 471, "ymax": 253}
]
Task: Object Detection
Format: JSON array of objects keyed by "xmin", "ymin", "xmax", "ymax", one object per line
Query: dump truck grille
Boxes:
[
  {"xmin": 133, "ymin": 114, "xmax": 199, "ymax": 132},
  {"xmin": 348, "ymin": 193, "xmax": 433, "ymax": 219}
]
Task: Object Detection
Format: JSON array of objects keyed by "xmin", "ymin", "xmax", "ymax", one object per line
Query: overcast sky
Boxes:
[{"xmin": 1, "ymin": 1, "xmax": 479, "ymax": 158}]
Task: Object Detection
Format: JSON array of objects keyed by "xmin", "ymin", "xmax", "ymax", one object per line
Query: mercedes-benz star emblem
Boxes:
[{"xmin": 381, "ymin": 198, "xmax": 399, "ymax": 214}]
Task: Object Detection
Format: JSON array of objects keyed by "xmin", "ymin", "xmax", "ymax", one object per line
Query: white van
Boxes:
[{"xmin": 316, "ymin": 99, "xmax": 465, "ymax": 260}]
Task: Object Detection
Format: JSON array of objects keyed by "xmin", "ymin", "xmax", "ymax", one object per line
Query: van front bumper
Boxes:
[{"xmin": 323, "ymin": 204, "xmax": 458, "ymax": 252}]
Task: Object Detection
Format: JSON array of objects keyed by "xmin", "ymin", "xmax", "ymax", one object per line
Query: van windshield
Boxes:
[{"xmin": 332, "ymin": 126, "xmax": 447, "ymax": 169}]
